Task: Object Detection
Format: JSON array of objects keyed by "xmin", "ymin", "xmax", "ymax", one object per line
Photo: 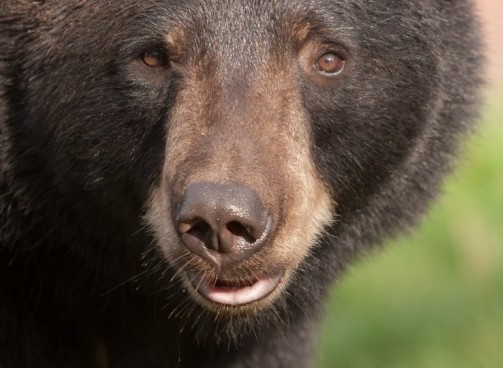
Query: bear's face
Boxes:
[
  {"xmin": 144, "ymin": 4, "xmax": 339, "ymax": 311},
  {"xmin": 6, "ymin": 0, "xmax": 443, "ymax": 319}
]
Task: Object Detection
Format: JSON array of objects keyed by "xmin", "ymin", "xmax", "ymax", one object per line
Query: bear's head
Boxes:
[{"xmin": 1, "ymin": 0, "xmax": 481, "ymax": 343}]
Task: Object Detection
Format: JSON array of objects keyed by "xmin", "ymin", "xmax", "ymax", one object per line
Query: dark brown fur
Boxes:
[{"xmin": 0, "ymin": 0, "xmax": 482, "ymax": 367}]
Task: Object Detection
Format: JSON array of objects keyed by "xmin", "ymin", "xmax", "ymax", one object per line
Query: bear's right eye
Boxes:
[
  {"xmin": 141, "ymin": 49, "xmax": 167, "ymax": 68},
  {"xmin": 314, "ymin": 52, "xmax": 345, "ymax": 76}
]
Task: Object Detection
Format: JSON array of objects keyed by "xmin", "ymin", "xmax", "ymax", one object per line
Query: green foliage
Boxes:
[{"xmin": 317, "ymin": 94, "xmax": 503, "ymax": 368}]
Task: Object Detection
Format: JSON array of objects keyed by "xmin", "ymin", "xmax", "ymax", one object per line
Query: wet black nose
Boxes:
[{"xmin": 176, "ymin": 182, "xmax": 272, "ymax": 268}]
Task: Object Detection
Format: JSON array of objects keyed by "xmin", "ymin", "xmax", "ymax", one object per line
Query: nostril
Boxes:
[
  {"xmin": 226, "ymin": 221, "xmax": 256, "ymax": 243},
  {"xmin": 178, "ymin": 217, "xmax": 218, "ymax": 253},
  {"xmin": 183, "ymin": 219, "xmax": 212, "ymax": 242}
]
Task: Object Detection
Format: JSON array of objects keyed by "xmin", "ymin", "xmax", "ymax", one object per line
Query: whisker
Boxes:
[
  {"xmin": 100, "ymin": 265, "xmax": 160, "ymax": 296},
  {"xmin": 169, "ymin": 258, "xmax": 193, "ymax": 282}
]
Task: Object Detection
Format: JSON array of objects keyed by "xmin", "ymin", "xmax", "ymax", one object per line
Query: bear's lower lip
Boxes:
[{"xmin": 188, "ymin": 273, "xmax": 283, "ymax": 306}]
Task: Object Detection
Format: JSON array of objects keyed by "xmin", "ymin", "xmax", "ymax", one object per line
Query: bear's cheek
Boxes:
[{"xmin": 144, "ymin": 66, "xmax": 334, "ymax": 310}]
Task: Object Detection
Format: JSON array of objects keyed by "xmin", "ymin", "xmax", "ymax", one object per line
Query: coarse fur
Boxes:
[{"xmin": 0, "ymin": 1, "xmax": 482, "ymax": 367}]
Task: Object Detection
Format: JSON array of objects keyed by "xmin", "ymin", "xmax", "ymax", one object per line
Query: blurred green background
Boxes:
[{"xmin": 316, "ymin": 92, "xmax": 503, "ymax": 367}]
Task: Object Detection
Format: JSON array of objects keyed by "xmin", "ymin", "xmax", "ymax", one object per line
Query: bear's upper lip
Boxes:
[{"xmin": 188, "ymin": 272, "xmax": 283, "ymax": 306}]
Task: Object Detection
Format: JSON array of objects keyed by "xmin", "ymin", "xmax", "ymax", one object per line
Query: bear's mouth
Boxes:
[{"xmin": 188, "ymin": 272, "xmax": 284, "ymax": 306}]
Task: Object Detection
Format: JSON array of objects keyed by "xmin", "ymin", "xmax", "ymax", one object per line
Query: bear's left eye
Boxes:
[
  {"xmin": 141, "ymin": 50, "xmax": 167, "ymax": 68},
  {"xmin": 314, "ymin": 52, "xmax": 345, "ymax": 76}
]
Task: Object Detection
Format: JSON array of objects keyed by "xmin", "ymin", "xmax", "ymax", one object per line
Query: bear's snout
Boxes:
[{"xmin": 176, "ymin": 182, "xmax": 273, "ymax": 270}]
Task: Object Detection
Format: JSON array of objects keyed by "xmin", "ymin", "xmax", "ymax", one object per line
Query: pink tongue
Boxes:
[{"xmin": 193, "ymin": 275, "xmax": 282, "ymax": 305}]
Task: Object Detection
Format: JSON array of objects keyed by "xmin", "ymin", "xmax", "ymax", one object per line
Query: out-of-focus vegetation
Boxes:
[{"xmin": 317, "ymin": 93, "xmax": 503, "ymax": 368}]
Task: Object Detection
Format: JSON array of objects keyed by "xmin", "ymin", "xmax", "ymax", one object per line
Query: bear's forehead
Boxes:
[
  {"xmin": 129, "ymin": 0, "xmax": 356, "ymax": 70},
  {"xmin": 111, "ymin": 0, "xmax": 356, "ymax": 41},
  {"xmin": 35, "ymin": 0, "xmax": 393, "ymax": 68}
]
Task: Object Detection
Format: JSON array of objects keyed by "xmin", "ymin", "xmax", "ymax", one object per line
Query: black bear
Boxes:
[{"xmin": 0, "ymin": 0, "xmax": 482, "ymax": 367}]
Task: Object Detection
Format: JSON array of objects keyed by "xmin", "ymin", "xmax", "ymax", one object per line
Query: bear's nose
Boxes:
[{"xmin": 176, "ymin": 182, "xmax": 272, "ymax": 269}]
